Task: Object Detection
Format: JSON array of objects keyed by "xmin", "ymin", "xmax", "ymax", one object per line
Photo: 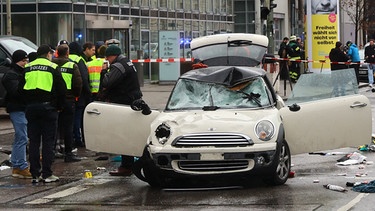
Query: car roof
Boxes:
[
  {"xmin": 191, "ymin": 33, "xmax": 269, "ymax": 50},
  {"xmin": 180, "ymin": 66, "xmax": 266, "ymax": 88}
]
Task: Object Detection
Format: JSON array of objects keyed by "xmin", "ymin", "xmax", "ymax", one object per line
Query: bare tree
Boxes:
[{"xmin": 340, "ymin": 0, "xmax": 365, "ymax": 44}]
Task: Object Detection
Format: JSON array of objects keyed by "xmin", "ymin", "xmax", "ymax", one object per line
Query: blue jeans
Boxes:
[
  {"xmin": 9, "ymin": 111, "xmax": 28, "ymax": 170},
  {"xmin": 368, "ymin": 63, "xmax": 375, "ymax": 85}
]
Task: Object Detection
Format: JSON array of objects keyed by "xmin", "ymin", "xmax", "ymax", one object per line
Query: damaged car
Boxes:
[{"xmin": 84, "ymin": 33, "xmax": 372, "ymax": 187}]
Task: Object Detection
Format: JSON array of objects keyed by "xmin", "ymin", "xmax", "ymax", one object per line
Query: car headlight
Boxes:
[
  {"xmin": 155, "ymin": 123, "xmax": 171, "ymax": 145},
  {"xmin": 255, "ymin": 120, "xmax": 275, "ymax": 141}
]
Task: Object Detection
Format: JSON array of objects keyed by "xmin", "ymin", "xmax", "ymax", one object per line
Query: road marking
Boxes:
[
  {"xmin": 337, "ymin": 193, "xmax": 369, "ymax": 211},
  {"xmin": 25, "ymin": 178, "xmax": 111, "ymax": 205}
]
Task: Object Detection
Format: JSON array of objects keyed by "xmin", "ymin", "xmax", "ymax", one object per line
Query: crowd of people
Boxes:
[{"xmin": 1, "ymin": 38, "xmax": 146, "ymax": 183}]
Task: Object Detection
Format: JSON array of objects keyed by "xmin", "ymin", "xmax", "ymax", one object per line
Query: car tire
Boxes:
[
  {"xmin": 264, "ymin": 139, "xmax": 291, "ymax": 185},
  {"xmin": 133, "ymin": 149, "xmax": 165, "ymax": 188}
]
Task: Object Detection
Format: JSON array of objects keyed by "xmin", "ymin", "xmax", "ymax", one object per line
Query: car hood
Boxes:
[{"xmin": 151, "ymin": 108, "xmax": 280, "ymax": 138}]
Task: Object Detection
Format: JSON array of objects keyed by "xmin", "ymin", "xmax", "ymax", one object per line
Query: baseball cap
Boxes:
[{"xmin": 58, "ymin": 39, "xmax": 69, "ymax": 46}]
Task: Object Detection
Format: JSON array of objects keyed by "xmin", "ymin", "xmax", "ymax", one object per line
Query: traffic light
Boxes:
[{"xmin": 261, "ymin": 7, "xmax": 270, "ymax": 20}]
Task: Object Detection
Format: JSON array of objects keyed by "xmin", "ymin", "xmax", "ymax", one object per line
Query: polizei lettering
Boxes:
[{"xmin": 30, "ymin": 65, "xmax": 48, "ymax": 71}]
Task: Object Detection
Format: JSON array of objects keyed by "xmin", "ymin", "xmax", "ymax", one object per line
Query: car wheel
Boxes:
[
  {"xmin": 264, "ymin": 139, "xmax": 291, "ymax": 185},
  {"xmin": 133, "ymin": 149, "xmax": 164, "ymax": 188}
]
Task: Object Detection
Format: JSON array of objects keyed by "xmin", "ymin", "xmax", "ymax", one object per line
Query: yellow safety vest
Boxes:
[
  {"xmin": 69, "ymin": 54, "xmax": 84, "ymax": 64},
  {"xmin": 60, "ymin": 61, "xmax": 75, "ymax": 90},
  {"xmin": 87, "ymin": 58, "xmax": 104, "ymax": 93},
  {"xmin": 24, "ymin": 58, "xmax": 58, "ymax": 92}
]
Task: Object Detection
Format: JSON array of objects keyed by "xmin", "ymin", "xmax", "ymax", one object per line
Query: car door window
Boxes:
[
  {"xmin": 0, "ymin": 48, "xmax": 7, "ymax": 66},
  {"xmin": 285, "ymin": 68, "xmax": 358, "ymax": 105}
]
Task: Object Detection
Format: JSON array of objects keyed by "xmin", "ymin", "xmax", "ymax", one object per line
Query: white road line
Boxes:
[
  {"xmin": 25, "ymin": 178, "xmax": 112, "ymax": 205},
  {"xmin": 337, "ymin": 193, "xmax": 369, "ymax": 211}
]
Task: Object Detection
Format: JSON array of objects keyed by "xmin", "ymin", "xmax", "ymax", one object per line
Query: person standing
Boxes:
[
  {"xmin": 1, "ymin": 50, "xmax": 31, "ymax": 179},
  {"xmin": 88, "ymin": 44, "xmax": 107, "ymax": 101},
  {"xmin": 69, "ymin": 42, "xmax": 91, "ymax": 147},
  {"xmin": 52, "ymin": 44, "xmax": 83, "ymax": 162},
  {"xmin": 286, "ymin": 35, "xmax": 301, "ymax": 82},
  {"xmin": 329, "ymin": 41, "xmax": 350, "ymax": 97},
  {"xmin": 329, "ymin": 41, "xmax": 349, "ymax": 70},
  {"xmin": 346, "ymin": 41, "xmax": 361, "ymax": 85},
  {"xmin": 365, "ymin": 39, "xmax": 375, "ymax": 88},
  {"xmin": 20, "ymin": 44, "xmax": 66, "ymax": 183},
  {"xmin": 278, "ymin": 37, "xmax": 289, "ymax": 80},
  {"xmin": 99, "ymin": 45, "xmax": 143, "ymax": 176}
]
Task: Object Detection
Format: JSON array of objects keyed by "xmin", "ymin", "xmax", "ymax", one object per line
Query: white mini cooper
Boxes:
[{"xmin": 84, "ymin": 33, "xmax": 371, "ymax": 187}]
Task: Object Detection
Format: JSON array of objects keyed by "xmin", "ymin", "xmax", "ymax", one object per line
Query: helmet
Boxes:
[{"xmin": 289, "ymin": 35, "xmax": 297, "ymax": 41}]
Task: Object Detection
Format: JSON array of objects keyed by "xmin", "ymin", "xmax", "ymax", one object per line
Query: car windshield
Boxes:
[
  {"xmin": 286, "ymin": 68, "xmax": 358, "ymax": 105},
  {"xmin": 192, "ymin": 41, "xmax": 267, "ymax": 67},
  {"xmin": 1, "ymin": 37, "xmax": 37, "ymax": 54},
  {"xmin": 166, "ymin": 77, "xmax": 272, "ymax": 110}
]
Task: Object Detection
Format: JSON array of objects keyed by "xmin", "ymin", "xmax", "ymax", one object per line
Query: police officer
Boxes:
[
  {"xmin": 69, "ymin": 42, "xmax": 91, "ymax": 147},
  {"xmin": 87, "ymin": 45, "xmax": 107, "ymax": 101},
  {"xmin": 52, "ymin": 44, "xmax": 83, "ymax": 162},
  {"xmin": 286, "ymin": 35, "xmax": 301, "ymax": 82},
  {"xmin": 20, "ymin": 44, "xmax": 66, "ymax": 183},
  {"xmin": 99, "ymin": 45, "xmax": 143, "ymax": 176}
]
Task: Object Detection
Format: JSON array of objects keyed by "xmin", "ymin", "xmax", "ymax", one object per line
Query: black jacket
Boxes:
[
  {"xmin": 365, "ymin": 44, "xmax": 375, "ymax": 63},
  {"xmin": 1, "ymin": 63, "xmax": 26, "ymax": 113},
  {"xmin": 99, "ymin": 55, "xmax": 142, "ymax": 105},
  {"xmin": 329, "ymin": 47, "xmax": 349, "ymax": 70},
  {"xmin": 70, "ymin": 53, "xmax": 91, "ymax": 107},
  {"xmin": 20, "ymin": 57, "xmax": 66, "ymax": 110}
]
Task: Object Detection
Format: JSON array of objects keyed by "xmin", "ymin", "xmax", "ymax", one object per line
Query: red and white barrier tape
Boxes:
[
  {"xmin": 264, "ymin": 57, "xmax": 364, "ymax": 65},
  {"xmin": 131, "ymin": 58, "xmax": 194, "ymax": 63}
]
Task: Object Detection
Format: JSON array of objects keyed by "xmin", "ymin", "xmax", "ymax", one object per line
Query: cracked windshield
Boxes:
[
  {"xmin": 286, "ymin": 68, "xmax": 358, "ymax": 105},
  {"xmin": 166, "ymin": 77, "xmax": 271, "ymax": 110}
]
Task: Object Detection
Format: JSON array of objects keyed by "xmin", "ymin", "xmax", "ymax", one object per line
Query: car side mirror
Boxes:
[{"xmin": 288, "ymin": 103, "xmax": 300, "ymax": 112}]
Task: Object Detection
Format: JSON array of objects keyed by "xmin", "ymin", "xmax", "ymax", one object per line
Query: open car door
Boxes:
[
  {"xmin": 279, "ymin": 69, "xmax": 372, "ymax": 155},
  {"xmin": 84, "ymin": 102, "xmax": 160, "ymax": 157}
]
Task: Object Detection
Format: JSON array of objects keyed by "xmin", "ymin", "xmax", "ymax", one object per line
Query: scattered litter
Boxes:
[
  {"xmin": 95, "ymin": 156, "xmax": 109, "ymax": 161},
  {"xmin": 358, "ymin": 144, "xmax": 368, "ymax": 151},
  {"xmin": 337, "ymin": 173, "xmax": 347, "ymax": 176},
  {"xmin": 313, "ymin": 180, "xmax": 320, "ymax": 183},
  {"xmin": 355, "ymin": 173, "xmax": 367, "ymax": 177},
  {"xmin": 323, "ymin": 184, "xmax": 347, "ymax": 192},
  {"xmin": 111, "ymin": 155, "xmax": 122, "ymax": 162},
  {"xmin": 352, "ymin": 180, "xmax": 375, "ymax": 193},
  {"xmin": 288, "ymin": 171, "xmax": 295, "ymax": 178},
  {"xmin": 358, "ymin": 165, "xmax": 365, "ymax": 169},
  {"xmin": 336, "ymin": 152, "xmax": 367, "ymax": 166},
  {"xmin": 96, "ymin": 167, "xmax": 106, "ymax": 170},
  {"xmin": 309, "ymin": 152, "xmax": 347, "ymax": 156},
  {"xmin": 346, "ymin": 181, "xmax": 368, "ymax": 187},
  {"xmin": 0, "ymin": 166, "xmax": 11, "ymax": 171}
]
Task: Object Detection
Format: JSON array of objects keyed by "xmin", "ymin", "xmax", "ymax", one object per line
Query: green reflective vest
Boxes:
[
  {"xmin": 87, "ymin": 58, "xmax": 104, "ymax": 93},
  {"xmin": 60, "ymin": 61, "xmax": 75, "ymax": 90},
  {"xmin": 69, "ymin": 54, "xmax": 84, "ymax": 64},
  {"xmin": 24, "ymin": 58, "xmax": 58, "ymax": 92}
]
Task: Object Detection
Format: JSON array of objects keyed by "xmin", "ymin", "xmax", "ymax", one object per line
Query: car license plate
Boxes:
[{"xmin": 200, "ymin": 153, "xmax": 224, "ymax": 160}]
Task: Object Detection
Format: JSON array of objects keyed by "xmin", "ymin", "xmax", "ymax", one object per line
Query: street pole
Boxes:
[
  {"xmin": 6, "ymin": 0, "xmax": 11, "ymax": 35},
  {"xmin": 267, "ymin": 0, "xmax": 276, "ymax": 55}
]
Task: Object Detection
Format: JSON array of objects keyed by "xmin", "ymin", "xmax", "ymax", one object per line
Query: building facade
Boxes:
[{"xmin": 1, "ymin": 0, "xmax": 235, "ymax": 80}]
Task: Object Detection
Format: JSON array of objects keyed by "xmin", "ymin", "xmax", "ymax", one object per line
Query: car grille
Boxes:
[
  {"xmin": 178, "ymin": 160, "xmax": 250, "ymax": 172},
  {"xmin": 172, "ymin": 133, "xmax": 253, "ymax": 147}
]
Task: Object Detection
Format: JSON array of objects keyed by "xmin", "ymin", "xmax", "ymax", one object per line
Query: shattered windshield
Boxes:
[
  {"xmin": 286, "ymin": 68, "xmax": 358, "ymax": 105},
  {"xmin": 166, "ymin": 77, "xmax": 272, "ymax": 110}
]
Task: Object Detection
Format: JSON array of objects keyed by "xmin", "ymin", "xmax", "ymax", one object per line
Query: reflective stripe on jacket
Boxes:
[
  {"xmin": 87, "ymin": 58, "xmax": 104, "ymax": 93},
  {"xmin": 24, "ymin": 58, "xmax": 58, "ymax": 92}
]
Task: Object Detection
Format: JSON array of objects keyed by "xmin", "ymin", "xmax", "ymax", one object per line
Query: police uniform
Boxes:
[{"xmin": 21, "ymin": 45, "xmax": 66, "ymax": 182}]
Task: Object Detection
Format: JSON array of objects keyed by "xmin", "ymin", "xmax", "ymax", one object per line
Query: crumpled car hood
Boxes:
[{"xmin": 152, "ymin": 108, "xmax": 280, "ymax": 137}]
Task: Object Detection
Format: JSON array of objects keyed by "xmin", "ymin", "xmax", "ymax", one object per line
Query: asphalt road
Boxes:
[{"xmin": 1, "ymin": 81, "xmax": 375, "ymax": 210}]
